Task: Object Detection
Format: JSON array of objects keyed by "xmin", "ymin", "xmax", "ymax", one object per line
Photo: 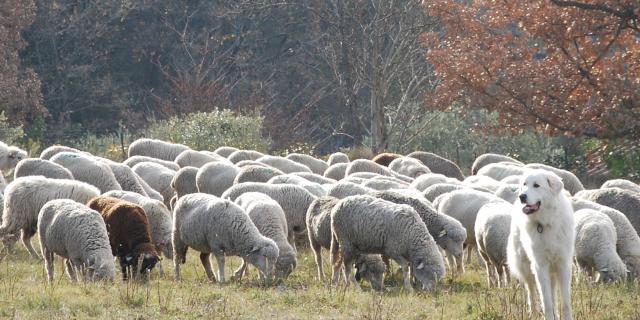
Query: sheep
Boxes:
[
  {"xmin": 601, "ymin": 179, "xmax": 640, "ymax": 194},
  {"xmin": 291, "ymin": 172, "xmax": 337, "ymax": 185},
  {"xmin": 474, "ymin": 202, "xmax": 512, "ymax": 287},
  {"xmin": 268, "ymin": 175, "xmax": 326, "ymax": 197},
  {"xmin": 132, "ymin": 162, "xmax": 176, "ymax": 209},
  {"xmin": 327, "ymin": 152, "xmax": 350, "ymax": 166},
  {"xmin": 38, "ymin": 199, "xmax": 116, "ymax": 282},
  {"xmin": 103, "ymin": 190, "xmax": 174, "ymax": 261},
  {"xmin": 330, "ymin": 195, "xmax": 445, "ymax": 291},
  {"xmin": 407, "ymin": 151, "xmax": 464, "ymax": 180},
  {"xmin": 346, "ymin": 159, "xmax": 413, "ymax": 182},
  {"xmin": 127, "ymin": 138, "xmax": 190, "ymax": 161},
  {"xmin": 389, "ymin": 157, "xmax": 431, "ymax": 178},
  {"xmin": 39, "ymin": 145, "xmax": 85, "ymax": 160},
  {"xmin": 195, "ymin": 161, "xmax": 240, "ymax": 197},
  {"xmin": 49, "ymin": 152, "xmax": 121, "ymax": 193},
  {"xmin": 228, "ymin": 150, "xmax": 265, "ymax": 164},
  {"xmin": 573, "ymin": 209, "xmax": 627, "ymax": 282},
  {"xmin": 410, "ymin": 173, "xmax": 462, "ymax": 192},
  {"xmin": 171, "ymin": 166, "xmax": 199, "ymax": 198},
  {"xmin": 256, "ymin": 155, "xmax": 312, "ymax": 174},
  {"xmin": 286, "ymin": 153, "xmax": 328, "ymax": 175},
  {"xmin": 571, "ymin": 198, "xmax": 640, "ymax": 278},
  {"xmin": 235, "ymin": 160, "xmax": 269, "ymax": 168},
  {"xmin": 172, "ymin": 193, "xmax": 279, "ymax": 282},
  {"xmin": 324, "ymin": 163, "xmax": 348, "ymax": 180},
  {"xmin": 575, "ymin": 188, "xmax": 640, "ymax": 235},
  {"xmin": 234, "ymin": 192, "xmax": 297, "ymax": 279},
  {"xmin": 423, "ymin": 183, "xmax": 467, "ymax": 202},
  {"xmin": 221, "ymin": 182, "xmax": 317, "ymax": 247},
  {"xmin": 0, "ymin": 176, "xmax": 100, "ymax": 258},
  {"xmin": 99, "ymin": 158, "xmax": 152, "ymax": 198},
  {"xmin": 306, "ymin": 196, "xmax": 385, "ymax": 290},
  {"xmin": 471, "ymin": 153, "xmax": 523, "ymax": 175},
  {"xmin": 341, "ymin": 176, "xmax": 367, "ymax": 185},
  {"xmin": 435, "ymin": 189, "xmax": 507, "ymax": 269},
  {"xmin": 123, "ymin": 155, "xmax": 180, "ymax": 171},
  {"xmin": 326, "ymin": 182, "xmax": 375, "ymax": 199},
  {"xmin": 494, "ymin": 184, "xmax": 520, "ymax": 203},
  {"xmin": 525, "ymin": 163, "xmax": 584, "ymax": 195},
  {"xmin": 362, "ymin": 176, "xmax": 410, "ymax": 191},
  {"xmin": 87, "ymin": 196, "xmax": 160, "ymax": 281},
  {"xmin": 371, "ymin": 153, "xmax": 402, "ymax": 167},
  {"xmin": 371, "ymin": 190, "xmax": 467, "ymax": 273},
  {"xmin": 463, "ymin": 175, "xmax": 505, "ymax": 193},
  {"xmin": 175, "ymin": 150, "xmax": 229, "ymax": 168},
  {"xmin": 214, "ymin": 146, "xmax": 239, "ymax": 158},
  {"xmin": 476, "ymin": 162, "xmax": 528, "ymax": 182},
  {"xmin": 14, "ymin": 158, "xmax": 74, "ymax": 180},
  {"xmin": 0, "ymin": 142, "xmax": 27, "ymax": 173},
  {"xmin": 233, "ymin": 165, "xmax": 283, "ymax": 184}
]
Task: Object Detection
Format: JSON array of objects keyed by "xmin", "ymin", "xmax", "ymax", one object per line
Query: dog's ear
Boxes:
[{"xmin": 546, "ymin": 172, "xmax": 564, "ymax": 194}]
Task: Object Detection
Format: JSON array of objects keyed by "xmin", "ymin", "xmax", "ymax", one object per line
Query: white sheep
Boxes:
[
  {"xmin": 123, "ymin": 155, "xmax": 180, "ymax": 171},
  {"xmin": 132, "ymin": 162, "xmax": 176, "ymax": 209},
  {"xmin": 575, "ymin": 188, "xmax": 640, "ymax": 235},
  {"xmin": 324, "ymin": 163, "xmax": 348, "ymax": 180},
  {"xmin": 213, "ymin": 146, "xmax": 239, "ymax": 158},
  {"xmin": 423, "ymin": 183, "xmax": 468, "ymax": 202},
  {"xmin": 494, "ymin": 184, "xmax": 520, "ymax": 204},
  {"xmin": 463, "ymin": 175, "xmax": 505, "ymax": 193},
  {"xmin": 39, "ymin": 145, "xmax": 85, "ymax": 160},
  {"xmin": 195, "ymin": 161, "xmax": 240, "ymax": 197},
  {"xmin": 50, "ymin": 152, "xmax": 122, "ymax": 193},
  {"xmin": 306, "ymin": 196, "xmax": 386, "ymax": 290},
  {"xmin": 268, "ymin": 174, "xmax": 326, "ymax": 197},
  {"xmin": 362, "ymin": 176, "xmax": 410, "ymax": 191},
  {"xmin": 346, "ymin": 159, "xmax": 413, "ymax": 183},
  {"xmin": 410, "ymin": 173, "xmax": 462, "ymax": 192},
  {"xmin": 476, "ymin": 162, "xmax": 528, "ymax": 182},
  {"xmin": 330, "ymin": 195, "xmax": 445, "ymax": 291},
  {"xmin": 286, "ymin": 153, "xmax": 328, "ymax": 175},
  {"xmin": 171, "ymin": 166, "xmax": 199, "ymax": 198},
  {"xmin": 407, "ymin": 151, "xmax": 464, "ymax": 180},
  {"xmin": 500, "ymin": 175, "xmax": 522, "ymax": 185},
  {"xmin": 234, "ymin": 192, "xmax": 297, "ymax": 279},
  {"xmin": 256, "ymin": 155, "xmax": 312, "ymax": 174},
  {"xmin": 38, "ymin": 199, "xmax": 116, "ymax": 282},
  {"xmin": 474, "ymin": 201, "xmax": 512, "ymax": 287},
  {"xmin": 172, "ymin": 193, "xmax": 279, "ymax": 282},
  {"xmin": 175, "ymin": 150, "xmax": 229, "ymax": 168},
  {"xmin": 326, "ymin": 182, "xmax": 375, "ymax": 199},
  {"xmin": 235, "ymin": 160, "xmax": 269, "ymax": 168},
  {"xmin": 389, "ymin": 157, "xmax": 431, "ymax": 179},
  {"xmin": 471, "ymin": 153, "xmax": 523, "ymax": 175},
  {"xmin": 127, "ymin": 138, "xmax": 190, "ymax": 161},
  {"xmin": 99, "ymin": 158, "xmax": 153, "ymax": 198},
  {"xmin": 0, "ymin": 142, "xmax": 27, "ymax": 173},
  {"xmin": 601, "ymin": 179, "xmax": 640, "ymax": 193},
  {"xmin": 327, "ymin": 152, "xmax": 349, "ymax": 166},
  {"xmin": 525, "ymin": 163, "xmax": 584, "ymax": 195},
  {"xmin": 574, "ymin": 209, "xmax": 628, "ymax": 282},
  {"xmin": 1, "ymin": 176, "xmax": 100, "ymax": 258},
  {"xmin": 291, "ymin": 172, "xmax": 337, "ymax": 185},
  {"xmin": 233, "ymin": 165, "xmax": 284, "ymax": 184},
  {"xmin": 14, "ymin": 158, "xmax": 74, "ymax": 180},
  {"xmin": 228, "ymin": 150, "xmax": 265, "ymax": 164}
]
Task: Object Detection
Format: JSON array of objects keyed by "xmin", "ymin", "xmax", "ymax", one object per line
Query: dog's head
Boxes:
[{"xmin": 518, "ymin": 169, "xmax": 564, "ymax": 215}]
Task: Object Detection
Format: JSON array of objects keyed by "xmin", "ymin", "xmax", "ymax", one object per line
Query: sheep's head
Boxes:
[
  {"xmin": 86, "ymin": 254, "xmax": 115, "ymax": 282},
  {"xmin": 411, "ymin": 257, "xmax": 445, "ymax": 291},
  {"xmin": 597, "ymin": 260, "xmax": 629, "ymax": 283},
  {"xmin": 354, "ymin": 255, "xmax": 386, "ymax": 291},
  {"xmin": 274, "ymin": 251, "xmax": 297, "ymax": 279},
  {"xmin": 6, "ymin": 146, "xmax": 27, "ymax": 170},
  {"xmin": 245, "ymin": 239, "xmax": 279, "ymax": 280}
]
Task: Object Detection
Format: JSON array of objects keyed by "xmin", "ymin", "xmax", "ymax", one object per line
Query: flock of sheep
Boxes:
[{"xmin": 0, "ymin": 138, "xmax": 639, "ymax": 292}]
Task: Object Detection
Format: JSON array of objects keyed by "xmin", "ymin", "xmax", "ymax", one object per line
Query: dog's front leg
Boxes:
[
  {"xmin": 558, "ymin": 265, "xmax": 573, "ymax": 320},
  {"xmin": 533, "ymin": 265, "xmax": 555, "ymax": 320}
]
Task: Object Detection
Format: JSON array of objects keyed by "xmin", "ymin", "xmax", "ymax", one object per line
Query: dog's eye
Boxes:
[{"xmin": 533, "ymin": 183, "xmax": 540, "ymax": 188}]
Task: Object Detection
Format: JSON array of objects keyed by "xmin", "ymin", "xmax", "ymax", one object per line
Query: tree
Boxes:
[
  {"xmin": 424, "ymin": 1, "xmax": 640, "ymax": 139},
  {"xmin": 0, "ymin": 1, "xmax": 46, "ymax": 125}
]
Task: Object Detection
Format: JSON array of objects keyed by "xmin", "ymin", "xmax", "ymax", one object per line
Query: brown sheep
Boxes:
[
  {"xmin": 371, "ymin": 153, "xmax": 402, "ymax": 167},
  {"xmin": 87, "ymin": 196, "xmax": 159, "ymax": 280}
]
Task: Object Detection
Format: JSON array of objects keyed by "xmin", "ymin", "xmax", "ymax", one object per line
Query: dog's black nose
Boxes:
[{"xmin": 519, "ymin": 194, "xmax": 527, "ymax": 203}]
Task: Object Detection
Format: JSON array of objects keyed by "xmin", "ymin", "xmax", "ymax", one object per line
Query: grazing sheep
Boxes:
[
  {"xmin": 256, "ymin": 156, "xmax": 312, "ymax": 174},
  {"xmin": 572, "ymin": 198, "xmax": 640, "ymax": 278},
  {"xmin": 407, "ymin": 151, "xmax": 464, "ymax": 180},
  {"xmin": 172, "ymin": 193, "xmax": 279, "ymax": 282},
  {"xmin": 39, "ymin": 145, "xmax": 85, "ymax": 160},
  {"xmin": 228, "ymin": 150, "xmax": 265, "ymax": 164},
  {"xmin": 0, "ymin": 176, "xmax": 100, "ymax": 258},
  {"xmin": 104, "ymin": 190, "xmax": 174, "ymax": 260},
  {"xmin": 324, "ymin": 163, "xmax": 348, "ymax": 180},
  {"xmin": 341, "ymin": 176, "xmax": 367, "ymax": 185},
  {"xmin": 436, "ymin": 189, "xmax": 507, "ymax": 268},
  {"xmin": 291, "ymin": 172, "xmax": 337, "ymax": 185},
  {"xmin": 362, "ymin": 176, "xmax": 410, "ymax": 191},
  {"xmin": 100, "ymin": 159, "xmax": 151, "ymax": 198},
  {"xmin": 306, "ymin": 196, "xmax": 385, "ymax": 290},
  {"xmin": 195, "ymin": 162, "xmax": 240, "ymax": 197},
  {"xmin": 235, "ymin": 160, "xmax": 269, "ymax": 168},
  {"xmin": 38, "ymin": 199, "xmax": 116, "ymax": 282},
  {"xmin": 372, "ymin": 190, "xmax": 467, "ymax": 273},
  {"xmin": 330, "ymin": 195, "xmax": 445, "ymax": 291},
  {"xmin": 348, "ymin": 172, "xmax": 382, "ymax": 180},
  {"xmin": 268, "ymin": 175, "xmax": 326, "ymax": 197},
  {"xmin": 123, "ymin": 155, "xmax": 180, "ymax": 171},
  {"xmin": 327, "ymin": 182, "xmax": 375, "ymax": 199},
  {"xmin": 213, "ymin": 146, "xmax": 239, "ymax": 158},
  {"xmin": 286, "ymin": 153, "xmax": 328, "ymax": 175},
  {"xmin": 410, "ymin": 173, "xmax": 462, "ymax": 192},
  {"xmin": 132, "ymin": 162, "xmax": 176, "ymax": 209},
  {"xmin": 494, "ymin": 184, "xmax": 520, "ymax": 203},
  {"xmin": 476, "ymin": 162, "xmax": 528, "ymax": 182},
  {"xmin": 471, "ymin": 153, "xmax": 523, "ymax": 175},
  {"xmin": 87, "ymin": 196, "xmax": 160, "ymax": 281},
  {"xmin": 474, "ymin": 202, "xmax": 512, "ymax": 287},
  {"xmin": 0, "ymin": 144, "xmax": 26, "ymax": 173},
  {"xmin": 346, "ymin": 159, "xmax": 413, "ymax": 183},
  {"xmin": 525, "ymin": 163, "xmax": 584, "ymax": 195},
  {"xmin": 14, "ymin": 158, "xmax": 74, "ymax": 180},
  {"xmin": 601, "ymin": 179, "xmax": 640, "ymax": 194},
  {"xmin": 175, "ymin": 150, "xmax": 229, "ymax": 168},
  {"xmin": 234, "ymin": 165, "xmax": 283, "ymax": 184},
  {"xmin": 234, "ymin": 192, "xmax": 297, "ymax": 279},
  {"xmin": 423, "ymin": 183, "xmax": 468, "ymax": 202},
  {"xmin": 575, "ymin": 188, "xmax": 640, "ymax": 235},
  {"xmin": 50, "ymin": 152, "xmax": 122, "ymax": 193},
  {"xmin": 500, "ymin": 175, "xmax": 522, "ymax": 185},
  {"xmin": 573, "ymin": 209, "xmax": 628, "ymax": 282},
  {"xmin": 389, "ymin": 157, "xmax": 431, "ymax": 178},
  {"xmin": 127, "ymin": 138, "xmax": 190, "ymax": 162},
  {"xmin": 221, "ymin": 182, "xmax": 316, "ymax": 247},
  {"xmin": 464, "ymin": 175, "xmax": 505, "ymax": 193},
  {"xmin": 327, "ymin": 152, "xmax": 350, "ymax": 166},
  {"xmin": 171, "ymin": 167, "xmax": 199, "ymax": 198},
  {"xmin": 371, "ymin": 153, "xmax": 402, "ymax": 167}
]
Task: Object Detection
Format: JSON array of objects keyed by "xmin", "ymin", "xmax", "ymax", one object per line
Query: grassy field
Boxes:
[{"xmin": 0, "ymin": 244, "xmax": 639, "ymax": 319}]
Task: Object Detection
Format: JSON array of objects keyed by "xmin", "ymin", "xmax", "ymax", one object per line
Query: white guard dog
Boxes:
[{"xmin": 507, "ymin": 169, "xmax": 575, "ymax": 320}]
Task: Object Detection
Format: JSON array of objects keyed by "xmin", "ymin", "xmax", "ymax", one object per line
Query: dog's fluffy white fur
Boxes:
[{"xmin": 507, "ymin": 169, "xmax": 575, "ymax": 320}]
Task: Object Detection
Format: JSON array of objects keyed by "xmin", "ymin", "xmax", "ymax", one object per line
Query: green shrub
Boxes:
[{"xmin": 0, "ymin": 112, "xmax": 25, "ymax": 146}]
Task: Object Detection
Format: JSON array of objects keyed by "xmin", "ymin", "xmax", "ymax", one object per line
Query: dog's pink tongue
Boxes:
[{"xmin": 522, "ymin": 202, "xmax": 540, "ymax": 215}]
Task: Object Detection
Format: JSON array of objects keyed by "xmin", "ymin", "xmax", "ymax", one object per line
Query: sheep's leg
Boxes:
[
  {"xmin": 213, "ymin": 253, "xmax": 225, "ymax": 283},
  {"xmin": 64, "ymin": 259, "xmax": 78, "ymax": 282},
  {"xmin": 21, "ymin": 229, "xmax": 39, "ymax": 259},
  {"xmin": 233, "ymin": 259, "xmax": 248, "ymax": 281},
  {"xmin": 173, "ymin": 240, "xmax": 188, "ymax": 281},
  {"xmin": 397, "ymin": 257, "xmax": 413, "ymax": 293},
  {"xmin": 309, "ymin": 239, "xmax": 324, "ymax": 281},
  {"xmin": 119, "ymin": 258, "xmax": 129, "ymax": 281},
  {"xmin": 465, "ymin": 244, "xmax": 474, "ymax": 264},
  {"xmin": 329, "ymin": 234, "xmax": 342, "ymax": 286},
  {"xmin": 43, "ymin": 248, "xmax": 54, "ymax": 283},
  {"xmin": 199, "ymin": 253, "xmax": 216, "ymax": 282},
  {"xmin": 156, "ymin": 261, "xmax": 165, "ymax": 277},
  {"xmin": 342, "ymin": 249, "xmax": 360, "ymax": 289}
]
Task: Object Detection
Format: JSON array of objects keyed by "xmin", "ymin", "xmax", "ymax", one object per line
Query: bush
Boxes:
[{"xmin": 0, "ymin": 112, "xmax": 25, "ymax": 146}]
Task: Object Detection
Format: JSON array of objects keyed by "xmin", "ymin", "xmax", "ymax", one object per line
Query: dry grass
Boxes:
[{"xmin": 0, "ymin": 244, "xmax": 639, "ymax": 319}]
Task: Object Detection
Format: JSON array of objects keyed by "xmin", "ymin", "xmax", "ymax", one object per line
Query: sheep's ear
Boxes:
[
  {"xmin": 438, "ymin": 229, "xmax": 447, "ymax": 238},
  {"xmin": 125, "ymin": 255, "xmax": 134, "ymax": 262},
  {"xmin": 416, "ymin": 262, "xmax": 425, "ymax": 270},
  {"xmin": 546, "ymin": 173, "xmax": 564, "ymax": 194},
  {"xmin": 599, "ymin": 267, "xmax": 609, "ymax": 273}
]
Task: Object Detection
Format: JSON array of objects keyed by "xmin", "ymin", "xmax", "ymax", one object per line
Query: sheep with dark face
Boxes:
[{"xmin": 371, "ymin": 153, "xmax": 402, "ymax": 167}]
